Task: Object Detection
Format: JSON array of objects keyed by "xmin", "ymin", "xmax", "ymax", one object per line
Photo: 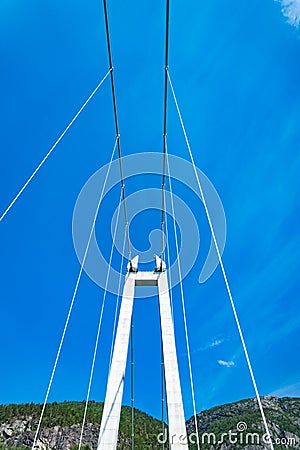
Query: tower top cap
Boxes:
[
  {"xmin": 127, "ymin": 255, "xmax": 139, "ymax": 273},
  {"xmin": 154, "ymin": 255, "xmax": 166, "ymax": 272}
]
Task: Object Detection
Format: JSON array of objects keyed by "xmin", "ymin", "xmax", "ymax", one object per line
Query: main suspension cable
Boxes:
[
  {"xmin": 167, "ymin": 70, "xmax": 274, "ymax": 449},
  {"xmin": 0, "ymin": 69, "xmax": 111, "ymax": 223},
  {"xmin": 164, "ymin": 206, "xmax": 174, "ymax": 322},
  {"xmin": 108, "ymin": 232, "xmax": 127, "ymax": 370},
  {"xmin": 31, "ymin": 137, "xmax": 118, "ymax": 450},
  {"xmin": 160, "ymin": 0, "xmax": 170, "ymax": 258},
  {"xmin": 78, "ymin": 188, "xmax": 123, "ymax": 450},
  {"xmin": 103, "ymin": 0, "xmax": 132, "ymax": 259}
]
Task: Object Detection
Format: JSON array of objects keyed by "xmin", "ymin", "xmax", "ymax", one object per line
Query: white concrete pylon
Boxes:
[{"xmin": 97, "ymin": 256, "xmax": 188, "ymax": 449}]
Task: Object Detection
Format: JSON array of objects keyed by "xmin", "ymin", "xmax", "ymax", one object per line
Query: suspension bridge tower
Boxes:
[{"xmin": 97, "ymin": 255, "xmax": 188, "ymax": 449}]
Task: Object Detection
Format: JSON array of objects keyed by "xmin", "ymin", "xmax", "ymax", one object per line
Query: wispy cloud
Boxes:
[
  {"xmin": 269, "ymin": 381, "xmax": 300, "ymax": 397},
  {"xmin": 190, "ymin": 337, "xmax": 225, "ymax": 355},
  {"xmin": 276, "ymin": 0, "xmax": 300, "ymax": 27},
  {"xmin": 210, "ymin": 339, "xmax": 223, "ymax": 348},
  {"xmin": 218, "ymin": 360, "xmax": 235, "ymax": 368}
]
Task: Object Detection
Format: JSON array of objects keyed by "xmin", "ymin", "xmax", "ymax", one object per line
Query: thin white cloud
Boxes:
[
  {"xmin": 277, "ymin": 0, "xmax": 300, "ymax": 27},
  {"xmin": 209, "ymin": 339, "xmax": 223, "ymax": 348},
  {"xmin": 269, "ymin": 381, "xmax": 300, "ymax": 397},
  {"xmin": 218, "ymin": 360, "xmax": 235, "ymax": 368},
  {"xmin": 191, "ymin": 338, "xmax": 224, "ymax": 354}
]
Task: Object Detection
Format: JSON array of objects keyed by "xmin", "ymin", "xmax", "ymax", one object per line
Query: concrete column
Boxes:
[
  {"xmin": 97, "ymin": 274, "xmax": 135, "ymax": 449},
  {"xmin": 158, "ymin": 271, "xmax": 188, "ymax": 449}
]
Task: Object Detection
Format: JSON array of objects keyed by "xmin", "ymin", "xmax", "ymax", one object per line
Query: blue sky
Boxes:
[{"xmin": 0, "ymin": 0, "xmax": 300, "ymax": 422}]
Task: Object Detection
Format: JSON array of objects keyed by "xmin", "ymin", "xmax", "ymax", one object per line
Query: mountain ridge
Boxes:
[{"xmin": 0, "ymin": 396, "xmax": 299, "ymax": 449}]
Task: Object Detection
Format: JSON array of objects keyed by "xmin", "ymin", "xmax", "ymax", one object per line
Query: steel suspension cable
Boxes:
[
  {"xmin": 103, "ymin": 0, "xmax": 132, "ymax": 259},
  {"xmin": 167, "ymin": 70, "xmax": 274, "ymax": 449},
  {"xmin": 0, "ymin": 70, "xmax": 111, "ymax": 223},
  {"xmin": 160, "ymin": 5, "xmax": 172, "ymax": 441},
  {"xmin": 31, "ymin": 137, "xmax": 118, "ymax": 450},
  {"xmin": 164, "ymin": 207, "xmax": 174, "ymax": 322},
  {"xmin": 160, "ymin": 4, "xmax": 172, "ymax": 440},
  {"xmin": 108, "ymin": 232, "xmax": 127, "ymax": 370},
  {"xmin": 103, "ymin": 229, "xmax": 131, "ymax": 447},
  {"xmin": 160, "ymin": 0, "xmax": 170, "ymax": 258},
  {"xmin": 89, "ymin": 231, "xmax": 126, "ymax": 448},
  {"xmin": 161, "ymin": 200, "xmax": 171, "ymax": 450},
  {"xmin": 161, "ymin": 208, "xmax": 170, "ymax": 450},
  {"xmin": 78, "ymin": 188, "xmax": 124, "ymax": 450},
  {"xmin": 166, "ymin": 151, "xmax": 200, "ymax": 450}
]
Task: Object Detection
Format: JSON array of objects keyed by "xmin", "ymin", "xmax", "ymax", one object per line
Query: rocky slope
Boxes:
[
  {"xmin": 0, "ymin": 402, "xmax": 163, "ymax": 449},
  {"xmin": 0, "ymin": 396, "xmax": 299, "ymax": 449},
  {"xmin": 187, "ymin": 396, "xmax": 300, "ymax": 449}
]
